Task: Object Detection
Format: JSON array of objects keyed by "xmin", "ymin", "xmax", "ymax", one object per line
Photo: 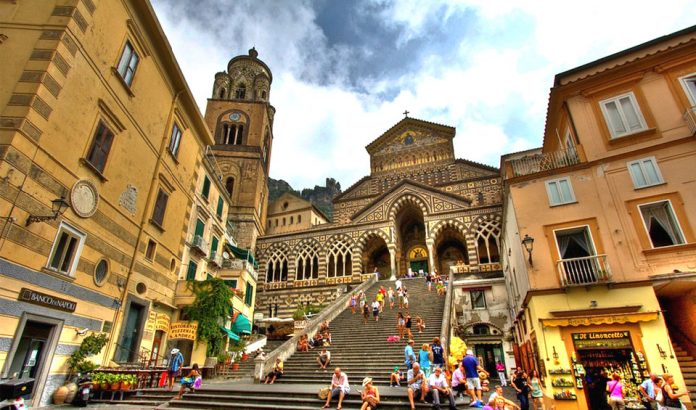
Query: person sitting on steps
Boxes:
[
  {"xmin": 415, "ymin": 315, "xmax": 426, "ymax": 333},
  {"xmin": 428, "ymin": 366, "xmax": 457, "ymax": 410},
  {"xmin": 407, "ymin": 362, "xmax": 429, "ymax": 410},
  {"xmin": 323, "ymin": 367, "xmax": 350, "ymax": 410},
  {"xmin": 263, "ymin": 358, "xmax": 283, "ymax": 384},
  {"xmin": 317, "ymin": 348, "xmax": 331, "ymax": 369},
  {"xmin": 360, "ymin": 377, "xmax": 380, "ymax": 410},
  {"xmin": 390, "ymin": 366, "xmax": 403, "ymax": 387}
]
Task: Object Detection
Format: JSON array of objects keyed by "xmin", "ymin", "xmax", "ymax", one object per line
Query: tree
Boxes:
[{"xmin": 185, "ymin": 277, "xmax": 235, "ymax": 357}]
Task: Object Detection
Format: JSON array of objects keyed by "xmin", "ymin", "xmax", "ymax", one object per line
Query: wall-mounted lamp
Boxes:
[
  {"xmin": 521, "ymin": 234, "xmax": 534, "ymax": 266},
  {"xmin": 657, "ymin": 343, "xmax": 667, "ymax": 359},
  {"xmin": 590, "ymin": 300, "xmax": 598, "ymax": 308},
  {"xmin": 552, "ymin": 346, "xmax": 559, "ymax": 360},
  {"xmin": 26, "ymin": 196, "xmax": 69, "ymax": 226}
]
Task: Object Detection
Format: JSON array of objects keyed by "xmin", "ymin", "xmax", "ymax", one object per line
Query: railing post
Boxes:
[{"xmin": 440, "ymin": 271, "xmax": 455, "ymax": 360}]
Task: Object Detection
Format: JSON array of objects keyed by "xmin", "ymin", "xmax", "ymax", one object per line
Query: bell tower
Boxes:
[{"xmin": 204, "ymin": 47, "xmax": 274, "ymax": 250}]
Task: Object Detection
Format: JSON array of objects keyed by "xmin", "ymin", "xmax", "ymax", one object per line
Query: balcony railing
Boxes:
[
  {"xmin": 684, "ymin": 107, "xmax": 696, "ymax": 135},
  {"xmin": 209, "ymin": 251, "xmax": 223, "ymax": 268},
  {"xmin": 508, "ymin": 148, "xmax": 580, "ymax": 177},
  {"xmin": 191, "ymin": 235, "xmax": 208, "ymax": 257},
  {"xmin": 222, "ymin": 259, "xmax": 257, "ymax": 281},
  {"xmin": 556, "ymin": 254, "xmax": 612, "ymax": 287}
]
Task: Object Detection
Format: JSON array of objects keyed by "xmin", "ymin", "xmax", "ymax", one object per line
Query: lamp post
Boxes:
[
  {"xmin": 25, "ymin": 196, "xmax": 69, "ymax": 226},
  {"xmin": 521, "ymin": 234, "xmax": 534, "ymax": 267}
]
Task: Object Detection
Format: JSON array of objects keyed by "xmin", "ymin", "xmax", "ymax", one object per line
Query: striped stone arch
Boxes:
[
  {"xmin": 470, "ymin": 214, "xmax": 502, "ymax": 233},
  {"xmin": 387, "ymin": 193, "xmax": 429, "ymax": 221},
  {"xmin": 471, "ymin": 215, "xmax": 502, "ymax": 265},
  {"xmin": 259, "ymin": 241, "xmax": 292, "ymax": 284},
  {"xmin": 324, "ymin": 233, "xmax": 354, "ymax": 279},
  {"xmin": 322, "ymin": 233, "xmax": 354, "ymax": 252},
  {"xmin": 355, "ymin": 228, "xmax": 392, "ymax": 253},
  {"xmin": 429, "ymin": 219, "xmax": 467, "ymax": 242},
  {"xmin": 293, "ymin": 238, "xmax": 323, "ymax": 281}
]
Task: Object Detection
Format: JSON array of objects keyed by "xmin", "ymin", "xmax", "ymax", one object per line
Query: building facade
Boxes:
[
  {"xmin": 501, "ymin": 26, "xmax": 696, "ymax": 409},
  {"xmin": 265, "ymin": 192, "xmax": 329, "ymax": 235},
  {"xmin": 0, "ymin": 0, "xmax": 215, "ymax": 404}
]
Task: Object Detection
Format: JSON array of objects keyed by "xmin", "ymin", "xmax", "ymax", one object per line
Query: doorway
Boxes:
[
  {"xmin": 115, "ymin": 300, "xmax": 146, "ymax": 363},
  {"xmin": 473, "ymin": 343, "xmax": 504, "ymax": 376},
  {"xmin": 149, "ymin": 330, "xmax": 165, "ymax": 367},
  {"xmin": 409, "ymin": 260, "xmax": 428, "ymax": 275}
]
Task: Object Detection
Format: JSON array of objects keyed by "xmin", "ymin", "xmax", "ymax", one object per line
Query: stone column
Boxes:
[
  {"xmin": 426, "ymin": 239, "xmax": 435, "ymax": 274},
  {"xmin": 389, "ymin": 246, "xmax": 397, "ymax": 281}
]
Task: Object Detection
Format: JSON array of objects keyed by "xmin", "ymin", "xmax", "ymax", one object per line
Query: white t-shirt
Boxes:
[
  {"xmin": 395, "ymin": 279, "xmax": 402, "ymax": 289},
  {"xmin": 372, "ymin": 301, "xmax": 380, "ymax": 311},
  {"xmin": 429, "ymin": 373, "xmax": 448, "ymax": 389}
]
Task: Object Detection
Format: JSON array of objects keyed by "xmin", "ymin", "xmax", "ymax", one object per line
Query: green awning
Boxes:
[
  {"xmin": 226, "ymin": 244, "xmax": 259, "ymax": 269},
  {"xmin": 219, "ymin": 325, "xmax": 240, "ymax": 341},
  {"xmin": 231, "ymin": 314, "xmax": 252, "ymax": 335}
]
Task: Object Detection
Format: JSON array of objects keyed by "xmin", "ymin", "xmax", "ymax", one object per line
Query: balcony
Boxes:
[
  {"xmin": 222, "ymin": 259, "xmax": 257, "ymax": 281},
  {"xmin": 556, "ymin": 254, "xmax": 612, "ymax": 287},
  {"xmin": 191, "ymin": 235, "xmax": 208, "ymax": 257},
  {"xmin": 684, "ymin": 107, "xmax": 696, "ymax": 135},
  {"xmin": 209, "ymin": 251, "xmax": 223, "ymax": 268},
  {"xmin": 506, "ymin": 147, "xmax": 581, "ymax": 178}
]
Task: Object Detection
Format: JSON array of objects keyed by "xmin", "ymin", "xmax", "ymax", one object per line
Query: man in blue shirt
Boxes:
[
  {"xmin": 462, "ymin": 349, "xmax": 489, "ymax": 407},
  {"xmin": 404, "ymin": 339, "xmax": 416, "ymax": 369},
  {"xmin": 407, "ymin": 363, "xmax": 428, "ymax": 409},
  {"xmin": 639, "ymin": 373, "xmax": 659, "ymax": 409},
  {"xmin": 431, "ymin": 337, "xmax": 445, "ymax": 368}
]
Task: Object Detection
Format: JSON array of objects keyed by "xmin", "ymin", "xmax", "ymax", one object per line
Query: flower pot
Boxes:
[
  {"xmin": 241, "ymin": 353, "xmax": 249, "ymax": 362},
  {"xmin": 120, "ymin": 382, "xmax": 131, "ymax": 391},
  {"xmin": 101, "ymin": 382, "xmax": 110, "ymax": 391},
  {"xmin": 232, "ymin": 362, "xmax": 239, "ymax": 371},
  {"xmin": 110, "ymin": 382, "xmax": 121, "ymax": 390},
  {"xmin": 53, "ymin": 385, "xmax": 69, "ymax": 405},
  {"xmin": 92, "ymin": 383, "xmax": 100, "ymax": 391},
  {"xmin": 64, "ymin": 382, "xmax": 78, "ymax": 403}
]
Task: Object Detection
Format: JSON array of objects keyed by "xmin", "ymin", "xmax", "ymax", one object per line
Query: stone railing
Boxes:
[
  {"xmin": 244, "ymin": 334, "xmax": 267, "ymax": 354},
  {"xmin": 439, "ymin": 271, "xmax": 455, "ymax": 359},
  {"xmin": 556, "ymin": 254, "xmax": 612, "ymax": 287},
  {"xmin": 222, "ymin": 259, "xmax": 257, "ymax": 281},
  {"xmin": 253, "ymin": 275, "xmax": 377, "ymax": 382},
  {"xmin": 508, "ymin": 148, "xmax": 580, "ymax": 177}
]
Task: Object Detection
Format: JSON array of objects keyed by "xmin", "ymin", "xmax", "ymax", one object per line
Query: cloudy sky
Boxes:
[{"xmin": 151, "ymin": 0, "xmax": 693, "ymax": 190}]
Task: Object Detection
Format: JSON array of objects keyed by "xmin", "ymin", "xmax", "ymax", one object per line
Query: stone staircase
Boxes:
[{"xmin": 674, "ymin": 341, "xmax": 696, "ymax": 405}]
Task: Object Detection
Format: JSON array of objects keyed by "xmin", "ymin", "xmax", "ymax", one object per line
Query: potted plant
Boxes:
[
  {"xmin": 120, "ymin": 374, "xmax": 136, "ymax": 391},
  {"xmin": 109, "ymin": 373, "xmax": 121, "ymax": 391},
  {"xmin": 229, "ymin": 342, "xmax": 246, "ymax": 370},
  {"xmin": 91, "ymin": 373, "xmax": 102, "ymax": 391}
]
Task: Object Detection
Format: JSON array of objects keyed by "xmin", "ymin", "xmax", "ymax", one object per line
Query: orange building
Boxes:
[{"xmin": 501, "ymin": 26, "xmax": 696, "ymax": 408}]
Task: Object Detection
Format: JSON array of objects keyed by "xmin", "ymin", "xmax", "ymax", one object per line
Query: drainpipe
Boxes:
[{"xmin": 102, "ymin": 90, "xmax": 183, "ymax": 364}]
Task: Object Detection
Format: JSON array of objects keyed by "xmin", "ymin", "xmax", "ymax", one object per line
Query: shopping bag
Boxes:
[
  {"xmin": 158, "ymin": 371, "xmax": 168, "ymax": 387},
  {"xmin": 193, "ymin": 376, "xmax": 203, "ymax": 389},
  {"xmin": 318, "ymin": 386, "xmax": 331, "ymax": 399}
]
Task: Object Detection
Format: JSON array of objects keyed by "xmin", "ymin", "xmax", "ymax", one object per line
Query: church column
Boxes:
[
  {"xmin": 351, "ymin": 245, "xmax": 362, "ymax": 282},
  {"xmin": 388, "ymin": 245, "xmax": 397, "ymax": 281},
  {"xmin": 466, "ymin": 233, "xmax": 478, "ymax": 272},
  {"xmin": 426, "ymin": 239, "xmax": 435, "ymax": 274}
]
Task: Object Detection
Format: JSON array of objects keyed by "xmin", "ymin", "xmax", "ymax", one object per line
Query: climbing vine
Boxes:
[
  {"xmin": 185, "ymin": 277, "xmax": 235, "ymax": 356},
  {"xmin": 67, "ymin": 333, "xmax": 109, "ymax": 377}
]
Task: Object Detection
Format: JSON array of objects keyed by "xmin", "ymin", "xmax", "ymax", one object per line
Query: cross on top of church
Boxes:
[{"xmin": 403, "ymin": 110, "xmax": 409, "ymax": 117}]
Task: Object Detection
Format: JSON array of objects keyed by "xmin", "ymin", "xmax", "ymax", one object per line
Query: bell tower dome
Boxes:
[{"xmin": 203, "ymin": 48, "xmax": 275, "ymax": 250}]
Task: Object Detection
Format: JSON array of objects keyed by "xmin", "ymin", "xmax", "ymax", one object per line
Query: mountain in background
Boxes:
[{"xmin": 268, "ymin": 177, "xmax": 342, "ymax": 220}]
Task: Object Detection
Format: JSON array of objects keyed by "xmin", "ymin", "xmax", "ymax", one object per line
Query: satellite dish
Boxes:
[{"xmin": 222, "ymin": 252, "xmax": 230, "ymax": 260}]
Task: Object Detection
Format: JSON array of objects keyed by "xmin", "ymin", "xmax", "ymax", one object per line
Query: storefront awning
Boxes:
[
  {"xmin": 226, "ymin": 244, "xmax": 258, "ymax": 269},
  {"xmin": 232, "ymin": 314, "xmax": 252, "ymax": 335},
  {"xmin": 219, "ymin": 325, "xmax": 240, "ymax": 341},
  {"xmin": 541, "ymin": 311, "xmax": 659, "ymax": 327}
]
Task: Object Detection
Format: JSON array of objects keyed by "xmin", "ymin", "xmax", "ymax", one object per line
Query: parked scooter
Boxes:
[{"xmin": 71, "ymin": 373, "xmax": 92, "ymax": 407}]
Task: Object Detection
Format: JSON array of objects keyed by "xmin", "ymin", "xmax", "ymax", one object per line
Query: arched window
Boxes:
[
  {"xmin": 265, "ymin": 248, "xmax": 288, "ymax": 283},
  {"xmin": 261, "ymin": 90, "xmax": 267, "ymax": 100},
  {"xmin": 219, "ymin": 123, "xmax": 244, "ymax": 145},
  {"xmin": 475, "ymin": 220, "xmax": 501, "ymax": 264},
  {"xmin": 327, "ymin": 238, "xmax": 352, "ymax": 277},
  {"xmin": 235, "ymin": 83, "xmax": 246, "ymax": 99},
  {"xmin": 225, "ymin": 177, "xmax": 235, "ymax": 197},
  {"xmin": 296, "ymin": 241, "xmax": 320, "ymax": 280},
  {"xmin": 473, "ymin": 324, "xmax": 490, "ymax": 335},
  {"xmin": 218, "ymin": 87, "xmax": 226, "ymax": 99},
  {"xmin": 262, "ymin": 130, "xmax": 270, "ymax": 163}
]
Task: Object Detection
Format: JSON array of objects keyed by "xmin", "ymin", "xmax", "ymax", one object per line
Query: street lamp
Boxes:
[
  {"xmin": 521, "ymin": 234, "xmax": 534, "ymax": 267},
  {"xmin": 26, "ymin": 196, "xmax": 69, "ymax": 226}
]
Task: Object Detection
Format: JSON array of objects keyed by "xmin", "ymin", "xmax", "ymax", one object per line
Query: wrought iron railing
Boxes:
[
  {"xmin": 509, "ymin": 148, "xmax": 580, "ymax": 177},
  {"xmin": 556, "ymin": 254, "xmax": 612, "ymax": 287}
]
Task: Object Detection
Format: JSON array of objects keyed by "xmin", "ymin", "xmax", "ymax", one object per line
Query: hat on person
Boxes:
[
  {"xmin": 466, "ymin": 349, "xmax": 473, "ymax": 355},
  {"xmin": 434, "ymin": 367, "xmax": 442, "ymax": 372},
  {"xmin": 362, "ymin": 377, "xmax": 373, "ymax": 386},
  {"xmin": 394, "ymin": 366, "xmax": 400, "ymax": 372},
  {"xmin": 171, "ymin": 348, "xmax": 180, "ymax": 355}
]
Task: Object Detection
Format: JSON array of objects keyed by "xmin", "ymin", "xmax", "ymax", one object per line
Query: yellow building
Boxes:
[
  {"xmin": 0, "ymin": 0, "xmax": 214, "ymax": 404},
  {"xmin": 265, "ymin": 191, "xmax": 329, "ymax": 235},
  {"xmin": 501, "ymin": 26, "xmax": 696, "ymax": 409}
]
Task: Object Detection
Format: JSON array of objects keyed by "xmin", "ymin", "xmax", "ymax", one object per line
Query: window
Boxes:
[
  {"xmin": 680, "ymin": 73, "xmax": 696, "ymax": 106},
  {"xmin": 210, "ymin": 236, "xmax": 219, "ymax": 257},
  {"xmin": 545, "ymin": 177, "xmax": 576, "ymax": 206},
  {"xmin": 296, "ymin": 240, "xmax": 320, "ymax": 280},
  {"xmin": 116, "ymin": 41, "xmax": 139, "ymax": 87},
  {"xmin": 168, "ymin": 123, "xmax": 182, "ymax": 157},
  {"xmin": 85, "ymin": 121, "xmax": 114, "ymax": 174},
  {"xmin": 94, "ymin": 259, "xmax": 109, "ymax": 286},
  {"xmin": 235, "ymin": 83, "xmax": 246, "ymax": 99},
  {"xmin": 475, "ymin": 220, "xmax": 500, "ymax": 264},
  {"xmin": 290, "ymin": 216, "xmax": 294, "ymax": 224},
  {"xmin": 599, "ymin": 92, "xmax": 647, "ymax": 138},
  {"xmin": 245, "ymin": 282, "xmax": 253, "ymax": 306},
  {"xmin": 47, "ymin": 222, "xmax": 85, "ymax": 276},
  {"xmin": 224, "ymin": 279, "xmax": 238, "ymax": 289},
  {"xmin": 151, "ymin": 189, "xmax": 169, "ymax": 228},
  {"xmin": 194, "ymin": 218, "xmax": 205, "ymax": 239},
  {"xmin": 216, "ymin": 197, "xmax": 224, "ymax": 219},
  {"xmin": 202, "ymin": 176, "xmax": 211, "ymax": 200},
  {"xmin": 145, "ymin": 239, "xmax": 156, "ymax": 260},
  {"xmin": 554, "ymin": 226, "xmax": 601, "ymax": 286},
  {"xmin": 206, "ymin": 272, "xmax": 214, "ymax": 281},
  {"xmin": 186, "ymin": 261, "xmax": 197, "ymax": 281},
  {"xmin": 225, "ymin": 177, "xmax": 235, "ymax": 197},
  {"xmin": 327, "ymin": 238, "xmax": 352, "ymax": 277},
  {"xmin": 265, "ymin": 248, "xmax": 288, "ymax": 283},
  {"xmin": 470, "ymin": 290, "xmax": 486, "ymax": 309},
  {"xmin": 220, "ymin": 123, "xmax": 244, "ymax": 145},
  {"xmin": 473, "ymin": 324, "xmax": 490, "ymax": 335},
  {"xmin": 628, "ymin": 157, "xmax": 663, "ymax": 189},
  {"xmin": 298, "ymin": 214, "xmax": 302, "ymax": 223},
  {"xmin": 282, "ymin": 217, "xmax": 286, "ymax": 226},
  {"xmin": 639, "ymin": 200, "xmax": 685, "ymax": 248},
  {"xmin": 274, "ymin": 219, "xmax": 278, "ymax": 227}
]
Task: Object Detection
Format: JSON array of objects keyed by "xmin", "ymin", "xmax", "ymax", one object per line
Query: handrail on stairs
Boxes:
[
  {"xmin": 253, "ymin": 275, "xmax": 377, "ymax": 382},
  {"xmin": 440, "ymin": 271, "xmax": 455, "ymax": 361}
]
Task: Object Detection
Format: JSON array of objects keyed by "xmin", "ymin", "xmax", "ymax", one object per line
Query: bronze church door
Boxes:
[{"xmin": 408, "ymin": 245, "xmax": 429, "ymax": 275}]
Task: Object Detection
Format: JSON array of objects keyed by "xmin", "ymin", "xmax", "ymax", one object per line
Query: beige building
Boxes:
[
  {"xmin": 501, "ymin": 26, "xmax": 696, "ymax": 409},
  {"xmin": 0, "ymin": 0, "xmax": 216, "ymax": 404},
  {"xmin": 265, "ymin": 191, "xmax": 329, "ymax": 235}
]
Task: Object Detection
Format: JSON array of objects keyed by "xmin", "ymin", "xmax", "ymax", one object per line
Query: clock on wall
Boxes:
[
  {"xmin": 70, "ymin": 179, "xmax": 99, "ymax": 218},
  {"xmin": 228, "ymin": 112, "xmax": 241, "ymax": 121}
]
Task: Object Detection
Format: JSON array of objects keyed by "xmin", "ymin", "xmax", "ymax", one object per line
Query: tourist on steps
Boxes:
[
  {"xmin": 360, "ymin": 377, "xmax": 380, "ymax": 410},
  {"xmin": 428, "ymin": 366, "xmax": 457, "ymax": 410},
  {"xmin": 323, "ymin": 367, "xmax": 350, "ymax": 410},
  {"xmin": 350, "ymin": 293, "xmax": 358, "ymax": 314},
  {"xmin": 395, "ymin": 278, "xmax": 403, "ymax": 292},
  {"xmin": 403, "ymin": 288, "xmax": 410, "ymax": 309},
  {"xmin": 419, "ymin": 343, "xmax": 432, "ymax": 377},
  {"xmin": 487, "ymin": 385, "xmax": 520, "ymax": 409},
  {"xmin": 451, "ymin": 362, "xmax": 467, "ymax": 399},
  {"xmin": 388, "ymin": 287, "xmax": 395, "ymax": 309},
  {"xmin": 297, "ymin": 334, "xmax": 309, "ymax": 352},
  {"xmin": 529, "ymin": 370, "xmax": 545, "ymax": 410},
  {"xmin": 390, "ymin": 366, "xmax": 403, "ymax": 387},
  {"xmin": 404, "ymin": 313, "xmax": 413, "ymax": 339},
  {"xmin": 463, "ymin": 349, "xmax": 489, "ymax": 407},
  {"xmin": 173, "ymin": 363, "xmax": 200, "ymax": 400},
  {"xmin": 431, "ymin": 337, "xmax": 445, "ymax": 370},
  {"xmin": 397, "ymin": 312, "xmax": 406, "ymax": 338},
  {"xmin": 426, "ymin": 270, "xmax": 433, "ymax": 291},
  {"xmin": 496, "ymin": 360, "xmax": 507, "ymax": 386},
  {"xmin": 404, "ymin": 339, "xmax": 416, "ymax": 370},
  {"xmin": 407, "ymin": 362, "xmax": 429, "ymax": 410},
  {"xmin": 166, "ymin": 348, "xmax": 184, "ymax": 391},
  {"xmin": 363, "ymin": 301, "xmax": 370, "ymax": 324},
  {"xmin": 415, "ymin": 315, "xmax": 426, "ymax": 333},
  {"xmin": 376, "ymin": 291, "xmax": 384, "ymax": 312},
  {"xmin": 263, "ymin": 358, "xmax": 283, "ymax": 384},
  {"xmin": 372, "ymin": 299, "xmax": 381, "ymax": 321},
  {"xmin": 512, "ymin": 368, "xmax": 530, "ymax": 410},
  {"xmin": 317, "ymin": 348, "xmax": 331, "ymax": 369}
]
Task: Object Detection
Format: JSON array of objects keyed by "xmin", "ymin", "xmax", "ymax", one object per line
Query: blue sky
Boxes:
[{"xmin": 151, "ymin": 0, "xmax": 694, "ymax": 190}]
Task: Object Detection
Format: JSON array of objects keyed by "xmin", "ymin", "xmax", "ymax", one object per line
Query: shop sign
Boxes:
[
  {"xmin": 169, "ymin": 321, "xmax": 198, "ymax": 340},
  {"xmin": 18, "ymin": 288, "xmax": 76, "ymax": 313},
  {"xmin": 572, "ymin": 331, "xmax": 630, "ymax": 341},
  {"xmin": 542, "ymin": 312, "xmax": 658, "ymax": 327},
  {"xmin": 156, "ymin": 314, "xmax": 170, "ymax": 332},
  {"xmin": 145, "ymin": 311, "xmax": 157, "ymax": 332},
  {"xmin": 572, "ymin": 331, "xmax": 632, "ymax": 349}
]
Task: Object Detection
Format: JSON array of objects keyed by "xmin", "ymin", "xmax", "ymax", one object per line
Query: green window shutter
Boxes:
[
  {"xmin": 224, "ymin": 279, "xmax": 237, "ymax": 289},
  {"xmin": 202, "ymin": 176, "xmax": 211, "ymax": 199},
  {"xmin": 194, "ymin": 219, "xmax": 205, "ymax": 237},
  {"xmin": 245, "ymin": 283, "xmax": 253, "ymax": 306},
  {"xmin": 186, "ymin": 261, "xmax": 197, "ymax": 280},
  {"xmin": 206, "ymin": 272, "xmax": 214, "ymax": 281},
  {"xmin": 216, "ymin": 197, "xmax": 224, "ymax": 218},
  {"xmin": 210, "ymin": 236, "xmax": 219, "ymax": 256}
]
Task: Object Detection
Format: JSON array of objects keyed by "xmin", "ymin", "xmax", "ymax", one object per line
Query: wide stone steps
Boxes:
[{"xmin": 672, "ymin": 342, "xmax": 696, "ymax": 403}]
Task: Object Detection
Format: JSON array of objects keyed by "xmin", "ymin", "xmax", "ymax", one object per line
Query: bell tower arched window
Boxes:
[
  {"xmin": 225, "ymin": 177, "xmax": 235, "ymax": 197},
  {"xmin": 219, "ymin": 123, "xmax": 244, "ymax": 145},
  {"xmin": 219, "ymin": 88, "xmax": 226, "ymax": 99},
  {"xmin": 235, "ymin": 83, "xmax": 246, "ymax": 99}
]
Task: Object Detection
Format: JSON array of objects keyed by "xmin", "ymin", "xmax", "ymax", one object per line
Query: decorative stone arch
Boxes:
[
  {"xmin": 355, "ymin": 228, "xmax": 392, "ymax": 252},
  {"xmin": 354, "ymin": 228, "xmax": 392, "ymax": 278},
  {"xmin": 471, "ymin": 216, "xmax": 502, "ymax": 265},
  {"xmin": 293, "ymin": 238, "xmax": 322, "ymax": 281},
  {"xmin": 429, "ymin": 219, "xmax": 467, "ymax": 242},
  {"xmin": 219, "ymin": 161, "xmax": 241, "ymax": 203},
  {"xmin": 262, "ymin": 242, "xmax": 290, "ymax": 284},
  {"xmin": 215, "ymin": 109, "xmax": 250, "ymax": 145},
  {"xmin": 461, "ymin": 321, "xmax": 505, "ymax": 337},
  {"xmin": 387, "ymin": 193, "xmax": 430, "ymax": 221},
  {"xmin": 324, "ymin": 234, "xmax": 354, "ymax": 278}
]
